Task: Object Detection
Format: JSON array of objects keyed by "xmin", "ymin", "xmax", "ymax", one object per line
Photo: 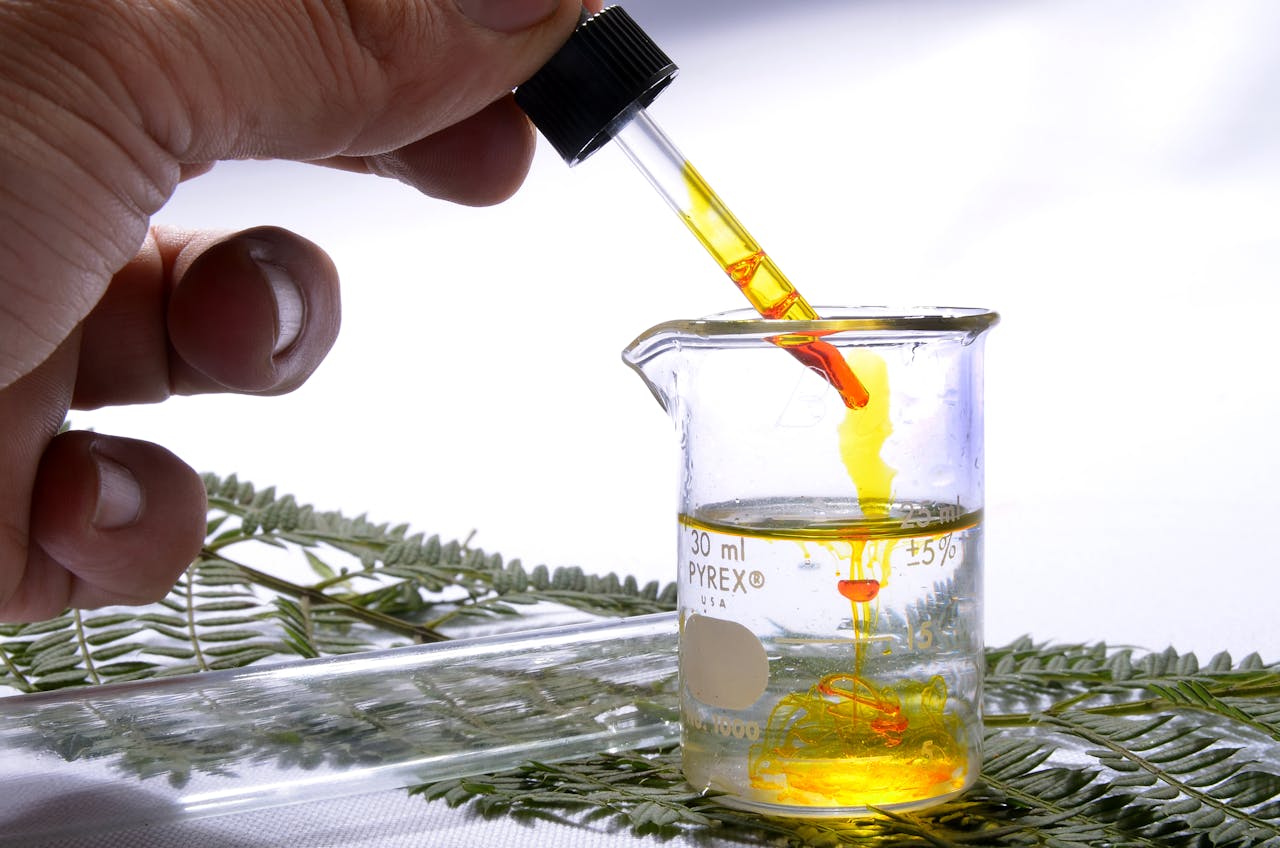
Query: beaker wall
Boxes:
[{"xmin": 625, "ymin": 307, "xmax": 997, "ymax": 816}]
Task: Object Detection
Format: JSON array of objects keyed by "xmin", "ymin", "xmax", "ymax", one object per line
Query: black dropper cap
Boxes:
[{"xmin": 514, "ymin": 6, "xmax": 678, "ymax": 166}]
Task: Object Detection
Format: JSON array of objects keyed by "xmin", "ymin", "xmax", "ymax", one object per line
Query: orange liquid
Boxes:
[
  {"xmin": 678, "ymin": 161, "xmax": 869, "ymax": 408},
  {"xmin": 837, "ymin": 578, "xmax": 880, "ymax": 603}
]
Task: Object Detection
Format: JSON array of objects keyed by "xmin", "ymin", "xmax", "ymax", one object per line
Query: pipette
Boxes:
[{"xmin": 515, "ymin": 7, "xmax": 870, "ymax": 409}]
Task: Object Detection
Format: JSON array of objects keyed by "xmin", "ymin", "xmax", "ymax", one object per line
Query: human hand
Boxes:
[{"xmin": 0, "ymin": 0, "xmax": 600, "ymax": 621}]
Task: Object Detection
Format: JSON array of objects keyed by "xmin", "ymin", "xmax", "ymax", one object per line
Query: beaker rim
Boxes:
[{"xmin": 626, "ymin": 306, "xmax": 999, "ymax": 348}]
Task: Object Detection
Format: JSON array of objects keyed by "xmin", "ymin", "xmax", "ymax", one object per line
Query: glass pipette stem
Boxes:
[{"xmin": 611, "ymin": 107, "xmax": 870, "ymax": 409}]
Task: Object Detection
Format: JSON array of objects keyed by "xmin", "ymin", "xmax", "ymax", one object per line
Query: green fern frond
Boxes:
[
  {"xmin": 1144, "ymin": 680, "xmax": 1280, "ymax": 741},
  {"xmin": 3, "ymin": 472, "xmax": 1279, "ymax": 848},
  {"xmin": 1044, "ymin": 711, "xmax": 1280, "ymax": 845},
  {"xmin": 0, "ymin": 473, "xmax": 679, "ymax": 697},
  {"xmin": 416, "ymin": 641, "xmax": 1280, "ymax": 847}
]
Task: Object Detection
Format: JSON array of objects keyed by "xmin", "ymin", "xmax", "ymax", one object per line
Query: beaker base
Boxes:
[{"xmin": 704, "ymin": 780, "xmax": 974, "ymax": 820}]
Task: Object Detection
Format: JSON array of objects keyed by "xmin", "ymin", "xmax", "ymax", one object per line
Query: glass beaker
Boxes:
[{"xmin": 623, "ymin": 306, "xmax": 998, "ymax": 817}]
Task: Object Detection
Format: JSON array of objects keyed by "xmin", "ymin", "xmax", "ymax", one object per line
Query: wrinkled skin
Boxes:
[{"xmin": 0, "ymin": 0, "xmax": 602, "ymax": 621}]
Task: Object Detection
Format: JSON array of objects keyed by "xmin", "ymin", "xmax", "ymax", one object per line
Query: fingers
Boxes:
[
  {"xmin": 1, "ymin": 222, "xmax": 334, "ymax": 620},
  {"xmin": 0, "ymin": 344, "xmax": 207, "ymax": 622},
  {"xmin": 306, "ymin": 0, "xmax": 608, "ymax": 204},
  {"xmin": 118, "ymin": 0, "xmax": 585, "ymax": 164},
  {"xmin": 72, "ymin": 225, "xmax": 340, "ymax": 408},
  {"xmin": 10, "ymin": 432, "xmax": 206, "ymax": 622},
  {"xmin": 0, "ymin": 342, "xmax": 79, "ymax": 622},
  {"xmin": 151, "ymin": 0, "xmax": 578, "ymax": 201},
  {"xmin": 318, "ymin": 95, "xmax": 539, "ymax": 206},
  {"xmin": 0, "ymin": 0, "xmax": 584, "ymax": 391},
  {"xmin": 0, "ymin": 0, "xmax": 611, "ymax": 622},
  {"xmin": 166, "ymin": 226, "xmax": 341, "ymax": 396}
]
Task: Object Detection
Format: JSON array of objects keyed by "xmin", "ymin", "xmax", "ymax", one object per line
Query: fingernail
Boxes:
[
  {"xmin": 456, "ymin": 0, "xmax": 559, "ymax": 32},
  {"xmin": 248, "ymin": 246, "xmax": 304, "ymax": 356},
  {"xmin": 91, "ymin": 447, "xmax": 143, "ymax": 531}
]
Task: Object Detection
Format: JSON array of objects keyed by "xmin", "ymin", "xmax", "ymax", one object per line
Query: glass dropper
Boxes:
[
  {"xmin": 515, "ymin": 6, "xmax": 869, "ymax": 409},
  {"xmin": 609, "ymin": 107, "xmax": 870, "ymax": 408}
]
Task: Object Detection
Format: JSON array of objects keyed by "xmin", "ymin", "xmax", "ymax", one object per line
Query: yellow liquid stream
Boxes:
[{"xmin": 742, "ymin": 350, "xmax": 967, "ymax": 808}]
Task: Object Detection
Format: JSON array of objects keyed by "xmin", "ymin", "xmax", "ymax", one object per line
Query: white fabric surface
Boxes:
[{"xmin": 23, "ymin": 788, "xmax": 719, "ymax": 848}]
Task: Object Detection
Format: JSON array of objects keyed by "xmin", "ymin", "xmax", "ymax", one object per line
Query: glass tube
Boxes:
[
  {"xmin": 610, "ymin": 107, "xmax": 869, "ymax": 409},
  {"xmin": 0, "ymin": 612, "xmax": 679, "ymax": 841}
]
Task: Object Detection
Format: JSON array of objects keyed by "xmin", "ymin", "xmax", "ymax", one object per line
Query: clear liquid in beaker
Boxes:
[{"xmin": 677, "ymin": 497, "xmax": 983, "ymax": 816}]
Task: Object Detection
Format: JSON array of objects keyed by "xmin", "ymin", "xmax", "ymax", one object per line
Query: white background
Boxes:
[{"xmin": 80, "ymin": 0, "xmax": 1280, "ymax": 664}]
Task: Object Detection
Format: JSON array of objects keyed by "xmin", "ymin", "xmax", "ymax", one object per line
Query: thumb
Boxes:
[{"xmin": 134, "ymin": 0, "xmax": 586, "ymax": 163}]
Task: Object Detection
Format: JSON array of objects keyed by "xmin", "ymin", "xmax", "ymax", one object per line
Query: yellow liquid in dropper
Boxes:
[
  {"xmin": 678, "ymin": 162, "xmax": 870, "ymax": 409},
  {"xmin": 677, "ymin": 163, "xmax": 968, "ymax": 809}
]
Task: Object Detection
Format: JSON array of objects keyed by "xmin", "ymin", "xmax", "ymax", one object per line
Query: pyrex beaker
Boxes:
[{"xmin": 624, "ymin": 307, "xmax": 998, "ymax": 817}]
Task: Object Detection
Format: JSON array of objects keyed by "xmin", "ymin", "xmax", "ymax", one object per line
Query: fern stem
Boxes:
[
  {"xmin": 300, "ymin": 595, "xmax": 315, "ymax": 649},
  {"xmin": 202, "ymin": 550, "xmax": 448, "ymax": 643},
  {"xmin": 207, "ymin": 529, "xmax": 379, "ymax": 556},
  {"xmin": 1082, "ymin": 695, "xmax": 1280, "ymax": 742},
  {"xmin": 524, "ymin": 759, "xmax": 713, "ymax": 827},
  {"xmin": 206, "ymin": 530, "xmax": 383, "ymax": 593},
  {"xmin": 870, "ymin": 810, "xmax": 974, "ymax": 847},
  {"xmin": 981, "ymin": 712, "xmax": 1042, "ymax": 728},
  {"xmin": 1048, "ymin": 713, "xmax": 1280, "ymax": 838},
  {"xmin": 978, "ymin": 770, "xmax": 1171, "ymax": 848},
  {"xmin": 1222, "ymin": 679, "xmax": 1280, "ymax": 699},
  {"xmin": 309, "ymin": 566, "xmax": 378, "ymax": 591},
  {"xmin": 0, "ymin": 643, "xmax": 31, "ymax": 693},
  {"xmin": 184, "ymin": 570, "xmax": 211, "ymax": 672},
  {"xmin": 418, "ymin": 605, "xmax": 475, "ymax": 632},
  {"xmin": 1040, "ymin": 688, "xmax": 1106, "ymax": 714},
  {"xmin": 988, "ymin": 677, "xmax": 1280, "ymax": 741},
  {"xmin": 71, "ymin": 609, "xmax": 102, "ymax": 686}
]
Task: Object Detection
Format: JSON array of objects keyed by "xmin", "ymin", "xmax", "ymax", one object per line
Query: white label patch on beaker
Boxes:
[{"xmin": 681, "ymin": 614, "xmax": 769, "ymax": 710}]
